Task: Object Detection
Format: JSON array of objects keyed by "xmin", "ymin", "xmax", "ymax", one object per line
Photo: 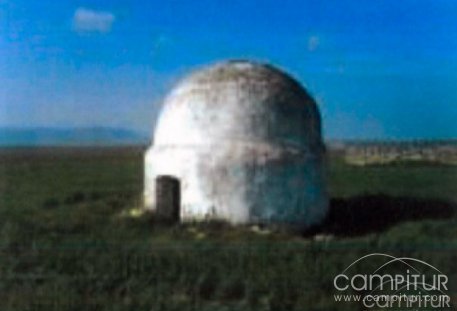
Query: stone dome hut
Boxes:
[{"xmin": 144, "ymin": 60, "xmax": 328, "ymax": 228}]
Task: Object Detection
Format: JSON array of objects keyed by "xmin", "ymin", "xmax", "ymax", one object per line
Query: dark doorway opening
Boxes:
[{"xmin": 155, "ymin": 175, "xmax": 181, "ymax": 223}]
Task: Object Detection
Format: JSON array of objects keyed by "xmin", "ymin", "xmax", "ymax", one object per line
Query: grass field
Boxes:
[{"xmin": 0, "ymin": 147, "xmax": 456, "ymax": 310}]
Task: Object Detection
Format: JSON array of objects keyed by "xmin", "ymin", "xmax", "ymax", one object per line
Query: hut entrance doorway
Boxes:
[{"xmin": 155, "ymin": 175, "xmax": 181, "ymax": 223}]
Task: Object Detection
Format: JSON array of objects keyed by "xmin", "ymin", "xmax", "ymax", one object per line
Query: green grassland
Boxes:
[{"xmin": 0, "ymin": 147, "xmax": 456, "ymax": 311}]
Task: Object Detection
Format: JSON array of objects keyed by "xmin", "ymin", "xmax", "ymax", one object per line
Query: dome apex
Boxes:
[{"xmin": 177, "ymin": 59, "xmax": 303, "ymax": 89}]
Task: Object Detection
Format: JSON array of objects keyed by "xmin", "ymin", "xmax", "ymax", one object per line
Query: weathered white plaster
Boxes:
[{"xmin": 144, "ymin": 60, "xmax": 328, "ymax": 228}]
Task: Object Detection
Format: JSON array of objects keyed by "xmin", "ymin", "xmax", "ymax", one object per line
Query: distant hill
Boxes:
[{"xmin": 0, "ymin": 127, "xmax": 149, "ymax": 146}]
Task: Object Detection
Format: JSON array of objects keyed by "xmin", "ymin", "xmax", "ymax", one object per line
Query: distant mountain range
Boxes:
[{"xmin": 0, "ymin": 127, "xmax": 149, "ymax": 146}]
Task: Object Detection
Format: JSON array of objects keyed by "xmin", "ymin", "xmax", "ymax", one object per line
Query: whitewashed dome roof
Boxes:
[{"xmin": 153, "ymin": 60, "xmax": 323, "ymax": 152}]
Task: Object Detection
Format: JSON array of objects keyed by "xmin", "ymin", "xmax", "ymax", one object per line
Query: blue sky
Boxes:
[{"xmin": 1, "ymin": 0, "xmax": 457, "ymax": 139}]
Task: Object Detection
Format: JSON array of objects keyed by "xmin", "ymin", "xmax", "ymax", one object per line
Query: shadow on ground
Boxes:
[{"xmin": 305, "ymin": 194, "xmax": 456, "ymax": 237}]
